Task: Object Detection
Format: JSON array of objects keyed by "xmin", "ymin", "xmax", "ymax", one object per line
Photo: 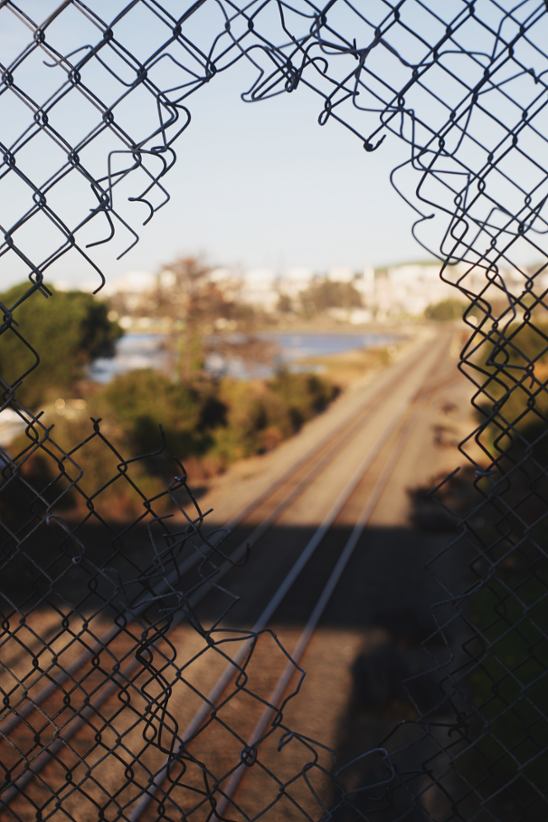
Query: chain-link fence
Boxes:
[{"xmin": 0, "ymin": 1, "xmax": 546, "ymax": 820}]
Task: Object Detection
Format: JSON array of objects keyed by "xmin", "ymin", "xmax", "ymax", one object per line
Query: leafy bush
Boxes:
[
  {"xmin": 477, "ymin": 320, "xmax": 547, "ymax": 464},
  {"xmin": 299, "ymin": 278, "xmax": 362, "ymax": 317},
  {"xmin": 214, "ymin": 371, "xmax": 338, "ymax": 461},
  {"xmin": 5, "ymin": 412, "xmax": 169, "ymax": 521},
  {"xmin": 99, "ymin": 369, "xmax": 227, "ymax": 458},
  {"xmin": 268, "ymin": 370, "xmax": 339, "ymax": 428},
  {"xmin": 215, "ymin": 380, "xmax": 288, "ymax": 459},
  {"xmin": 217, "ymin": 380, "xmax": 268, "ymax": 457},
  {"xmin": 0, "ymin": 283, "xmax": 121, "ymax": 407},
  {"xmin": 4, "ymin": 367, "xmax": 338, "ymax": 521}
]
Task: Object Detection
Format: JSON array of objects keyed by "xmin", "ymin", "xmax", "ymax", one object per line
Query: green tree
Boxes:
[
  {"xmin": 100, "ymin": 368, "xmax": 225, "ymax": 457},
  {"xmin": 0, "ymin": 283, "xmax": 122, "ymax": 408},
  {"xmin": 299, "ymin": 278, "xmax": 362, "ymax": 317},
  {"xmin": 277, "ymin": 293, "xmax": 293, "ymax": 314},
  {"xmin": 156, "ymin": 256, "xmax": 232, "ymax": 380},
  {"xmin": 269, "ymin": 370, "xmax": 338, "ymax": 428}
]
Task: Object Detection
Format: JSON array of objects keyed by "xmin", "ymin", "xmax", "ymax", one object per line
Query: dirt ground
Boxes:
[
  {"xmin": 195, "ymin": 325, "xmax": 478, "ymax": 820},
  {"xmin": 3, "ymin": 325, "xmax": 481, "ymax": 821}
]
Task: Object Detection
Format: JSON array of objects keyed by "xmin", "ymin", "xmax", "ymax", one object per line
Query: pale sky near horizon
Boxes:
[
  {"xmin": 98, "ymin": 72, "xmax": 424, "ymax": 279},
  {"xmin": 1, "ymin": 1, "xmax": 544, "ymax": 290}
]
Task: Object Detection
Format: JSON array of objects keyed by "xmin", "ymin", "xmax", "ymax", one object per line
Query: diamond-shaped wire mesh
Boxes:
[{"xmin": 0, "ymin": 1, "xmax": 546, "ymax": 820}]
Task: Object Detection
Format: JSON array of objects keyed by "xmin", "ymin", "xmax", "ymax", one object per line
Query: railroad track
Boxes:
[
  {"xmin": 1, "ymin": 335, "xmax": 431, "ymax": 732},
  {"xmin": 0, "ymin": 338, "xmax": 427, "ymax": 738},
  {"xmin": 1, "ymin": 331, "xmax": 453, "ymax": 820},
  {"xmin": 128, "ymin": 334, "xmax": 453, "ymax": 821}
]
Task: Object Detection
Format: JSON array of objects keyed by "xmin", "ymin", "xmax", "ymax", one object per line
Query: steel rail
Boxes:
[
  {"xmin": 1, "ymin": 335, "xmax": 431, "ymax": 738},
  {"xmin": 125, "ymin": 338, "xmax": 448, "ymax": 821},
  {"xmin": 210, "ymin": 413, "xmax": 416, "ymax": 820},
  {"xmin": 1, "ymin": 338, "xmax": 438, "ymax": 809},
  {"xmin": 127, "ymin": 414, "xmax": 405, "ymax": 821}
]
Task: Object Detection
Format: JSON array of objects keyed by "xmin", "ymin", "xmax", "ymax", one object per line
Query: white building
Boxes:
[
  {"xmin": 277, "ymin": 266, "xmax": 315, "ymax": 299},
  {"xmin": 103, "ymin": 270, "xmax": 156, "ymax": 296},
  {"xmin": 325, "ymin": 265, "xmax": 355, "ymax": 283},
  {"xmin": 239, "ymin": 267, "xmax": 279, "ymax": 312},
  {"xmin": 366, "ymin": 262, "xmax": 456, "ymax": 318},
  {"xmin": 208, "ymin": 266, "xmax": 243, "ymax": 302}
]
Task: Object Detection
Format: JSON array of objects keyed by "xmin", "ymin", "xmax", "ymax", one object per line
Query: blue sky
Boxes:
[
  {"xmin": 1, "ymin": 1, "xmax": 545, "ymax": 289},
  {"xmin": 103, "ymin": 70, "xmax": 422, "ymax": 275}
]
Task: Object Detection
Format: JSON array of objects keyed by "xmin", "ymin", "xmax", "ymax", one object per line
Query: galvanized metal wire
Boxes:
[{"xmin": 0, "ymin": 1, "xmax": 546, "ymax": 820}]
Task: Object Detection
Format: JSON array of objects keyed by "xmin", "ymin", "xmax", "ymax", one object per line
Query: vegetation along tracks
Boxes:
[
  {"xmin": 1, "ymin": 332, "xmax": 451, "ymax": 819},
  {"xmin": 127, "ymin": 334, "xmax": 452, "ymax": 820}
]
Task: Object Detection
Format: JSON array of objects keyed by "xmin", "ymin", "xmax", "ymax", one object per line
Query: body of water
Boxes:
[
  {"xmin": 90, "ymin": 334, "xmax": 170, "ymax": 383},
  {"xmin": 89, "ymin": 331, "xmax": 397, "ymax": 383},
  {"xmin": 260, "ymin": 332, "xmax": 396, "ymax": 361}
]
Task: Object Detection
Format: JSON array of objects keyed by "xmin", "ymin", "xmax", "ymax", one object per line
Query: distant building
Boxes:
[
  {"xmin": 237, "ymin": 260, "xmax": 463, "ymax": 317},
  {"xmin": 325, "ymin": 265, "xmax": 355, "ymax": 283},
  {"xmin": 103, "ymin": 270, "xmax": 156, "ymax": 296},
  {"xmin": 353, "ymin": 267, "xmax": 376, "ymax": 301},
  {"xmin": 63, "ymin": 258, "xmax": 539, "ymax": 323},
  {"xmin": 239, "ymin": 267, "xmax": 279, "ymax": 311},
  {"xmin": 361, "ymin": 261, "xmax": 455, "ymax": 319},
  {"xmin": 208, "ymin": 266, "xmax": 243, "ymax": 302},
  {"xmin": 99, "ymin": 269, "xmax": 156, "ymax": 316},
  {"xmin": 278, "ymin": 266, "xmax": 315, "ymax": 299}
]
